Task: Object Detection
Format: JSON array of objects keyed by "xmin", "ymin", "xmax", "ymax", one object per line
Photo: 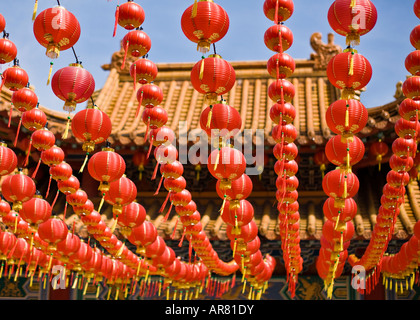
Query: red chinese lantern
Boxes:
[
  {"xmin": 399, "ymin": 99, "xmax": 420, "ymax": 122},
  {"xmin": 66, "ymin": 189, "xmax": 88, "ymax": 208},
  {"xmin": 1, "ymin": 170, "xmax": 36, "ymax": 212},
  {"xmin": 395, "ymin": 118, "xmax": 420, "ymax": 140},
  {"xmin": 57, "ymin": 175, "xmax": 80, "ymax": 195},
  {"xmin": 129, "ymin": 58, "xmax": 158, "ymax": 88},
  {"xmin": 113, "ymin": 1, "xmax": 145, "ymax": 36},
  {"xmin": 116, "ymin": 201, "xmax": 146, "ymax": 236},
  {"xmin": 0, "ymin": 36, "xmax": 17, "ymax": 64},
  {"xmin": 0, "ymin": 198, "xmax": 11, "ymax": 218},
  {"xmin": 104, "ymin": 175, "xmax": 137, "ymax": 216},
  {"xmin": 411, "ymin": 25, "xmax": 420, "ymax": 50},
  {"xmin": 323, "ymin": 197, "xmax": 357, "ymax": 225},
  {"xmin": 216, "ymin": 174, "xmax": 253, "ymax": 202},
  {"xmin": 73, "ymin": 199, "xmax": 94, "ymax": 217},
  {"xmin": 325, "ymin": 99, "xmax": 368, "ymax": 139},
  {"xmin": 269, "ymin": 102, "xmax": 296, "ymax": 125},
  {"xmin": 56, "ymin": 233, "xmax": 81, "ymax": 263},
  {"xmin": 327, "ymin": 0, "xmax": 377, "ymax": 46},
  {"xmin": 51, "ymin": 63, "xmax": 95, "ymax": 113},
  {"xmin": 21, "ymin": 105, "xmax": 47, "ymax": 132},
  {"xmin": 392, "ymin": 137, "xmax": 417, "ymax": 159},
  {"xmin": 190, "ymin": 54, "xmax": 236, "ymax": 104},
  {"xmin": 369, "ymin": 139, "xmax": 389, "ymax": 171},
  {"xmin": 264, "ymin": 24, "xmax": 293, "ymax": 52},
  {"xmin": 402, "ymin": 76, "xmax": 420, "ymax": 100},
  {"xmin": 273, "ymin": 142, "xmax": 298, "ymax": 161},
  {"xmin": 128, "ymin": 221, "xmax": 157, "ymax": 254},
  {"xmin": 81, "ymin": 210, "xmax": 102, "ymax": 227},
  {"xmin": 40, "ymin": 145, "xmax": 65, "ymax": 168},
  {"xmin": 141, "ymin": 106, "xmax": 168, "ymax": 136},
  {"xmin": 267, "ymin": 53, "xmax": 295, "ymax": 79},
  {"xmin": 389, "ymin": 154, "xmax": 414, "ymax": 173},
  {"xmin": 11, "ymin": 87, "xmax": 38, "ymax": 113},
  {"xmin": 327, "ymin": 50, "xmax": 372, "ymax": 98},
  {"xmin": 0, "ymin": 142, "xmax": 17, "ymax": 176},
  {"xmin": 87, "ymin": 145, "xmax": 126, "ymax": 193},
  {"xmin": 325, "ymin": 135, "xmax": 365, "ymax": 167},
  {"xmin": 132, "ymin": 149, "xmax": 149, "ymax": 180},
  {"xmin": 268, "ymin": 79, "xmax": 295, "ymax": 104},
  {"xmin": 37, "ymin": 217, "xmax": 68, "ymax": 252},
  {"xmin": 153, "ymin": 246, "xmax": 175, "ymax": 269},
  {"xmin": 199, "ymin": 102, "xmax": 242, "ymax": 138},
  {"xmin": 181, "ymin": 0, "xmax": 230, "ymax": 53},
  {"xmin": 19, "ymin": 193, "xmax": 52, "ymax": 229},
  {"xmin": 33, "ymin": 6, "xmax": 81, "ymax": 59},
  {"xmin": 405, "ymin": 50, "xmax": 420, "ymax": 76},
  {"xmin": 222, "ymin": 200, "xmax": 254, "ymax": 233},
  {"xmin": 1, "ymin": 62, "xmax": 29, "ymax": 92},
  {"xmin": 263, "ymin": 0, "xmax": 294, "ymax": 23},
  {"xmin": 121, "ymin": 30, "xmax": 151, "ymax": 69},
  {"xmin": 144, "ymin": 236, "xmax": 166, "ymax": 259},
  {"xmin": 207, "ymin": 147, "xmax": 247, "ymax": 189},
  {"xmin": 49, "ymin": 161, "xmax": 72, "ymax": 182},
  {"xmin": 322, "ymin": 220, "xmax": 355, "ymax": 247},
  {"xmin": 71, "ymin": 105, "xmax": 112, "ymax": 155},
  {"xmin": 272, "ymin": 123, "xmax": 298, "ymax": 144},
  {"xmin": 175, "ymin": 200, "xmax": 197, "ymax": 217},
  {"xmin": 322, "ymin": 169, "xmax": 360, "ymax": 206}
]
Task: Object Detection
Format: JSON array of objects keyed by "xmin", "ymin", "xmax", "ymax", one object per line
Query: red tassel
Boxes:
[
  {"xmin": 170, "ymin": 216, "xmax": 179, "ymax": 239},
  {"xmin": 121, "ymin": 40, "xmax": 129, "ymax": 70},
  {"xmin": 278, "ymin": 26, "xmax": 283, "ymax": 53},
  {"xmin": 178, "ymin": 227, "xmax": 186, "ymax": 247},
  {"xmin": 274, "ymin": 0, "xmax": 279, "ymax": 24},
  {"xmin": 133, "ymin": 63, "xmax": 137, "ymax": 91},
  {"xmin": 144, "ymin": 117, "xmax": 150, "ymax": 142},
  {"xmin": 13, "ymin": 117, "xmax": 22, "ymax": 147},
  {"xmin": 136, "ymin": 91, "xmax": 143, "ymax": 119},
  {"xmin": 31, "ymin": 159, "xmax": 41, "ymax": 179},
  {"xmin": 231, "ymin": 273, "xmax": 236, "ymax": 288},
  {"xmin": 45, "ymin": 175, "xmax": 52, "ymax": 199},
  {"xmin": 163, "ymin": 202, "xmax": 173, "ymax": 222},
  {"xmin": 147, "ymin": 136, "xmax": 154, "ymax": 159},
  {"xmin": 154, "ymin": 175, "xmax": 164, "ymax": 195},
  {"xmin": 159, "ymin": 191, "xmax": 171, "ymax": 213},
  {"xmin": 8, "ymin": 104, "xmax": 13, "ymax": 128},
  {"xmin": 188, "ymin": 236, "xmax": 192, "ymax": 264},
  {"xmin": 51, "ymin": 190, "xmax": 60, "ymax": 210},
  {"xmin": 151, "ymin": 161, "xmax": 159, "ymax": 180},
  {"xmin": 23, "ymin": 139, "xmax": 33, "ymax": 167},
  {"xmin": 63, "ymin": 202, "xmax": 68, "ymax": 220},
  {"xmin": 113, "ymin": 5, "xmax": 120, "ymax": 37}
]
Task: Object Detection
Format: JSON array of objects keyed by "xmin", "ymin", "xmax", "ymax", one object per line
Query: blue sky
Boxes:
[{"xmin": 1, "ymin": 0, "xmax": 419, "ymax": 113}]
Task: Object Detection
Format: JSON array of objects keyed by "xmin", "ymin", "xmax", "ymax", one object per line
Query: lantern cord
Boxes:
[
  {"xmin": 31, "ymin": 159, "xmax": 41, "ymax": 179},
  {"xmin": 13, "ymin": 117, "xmax": 22, "ymax": 147},
  {"xmin": 213, "ymin": 43, "xmax": 217, "ymax": 55},
  {"xmin": 274, "ymin": 0, "xmax": 279, "ymax": 24},
  {"xmin": 71, "ymin": 47, "xmax": 79, "ymax": 64}
]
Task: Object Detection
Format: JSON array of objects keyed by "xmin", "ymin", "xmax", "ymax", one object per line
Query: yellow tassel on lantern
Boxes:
[
  {"xmin": 145, "ymin": 269, "xmax": 150, "ymax": 283},
  {"xmin": 340, "ymin": 232, "xmax": 344, "ymax": 252},
  {"xmin": 158, "ymin": 281, "xmax": 162, "ymax": 296},
  {"xmin": 248, "ymin": 286, "xmax": 253, "ymax": 300},
  {"xmin": 47, "ymin": 61, "xmax": 53, "ymax": 85},
  {"xmin": 343, "ymin": 179, "xmax": 348, "ymax": 199},
  {"xmin": 214, "ymin": 148, "xmax": 220, "ymax": 171},
  {"xmin": 32, "ymin": 0, "xmax": 38, "ymax": 21},
  {"xmin": 107, "ymin": 288, "xmax": 112, "ymax": 300},
  {"xmin": 219, "ymin": 194, "xmax": 227, "ymax": 216},
  {"xmin": 350, "ymin": 0, "xmax": 357, "ymax": 8},
  {"xmin": 242, "ymin": 280, "xmax": 247, "ymax": 294},
  {"xmin": 98, "ymin": 194, "xmax": 105, "ymax": 214},
  {"xmin": 206, "ymin": 107, "xmax": 213, "ymax": 128},
  {"xmin": 166, "ymin": 287, "xmax": 170, "ymax": 300},
  {"xmin": 111, "ymin": 216, "xmax": 118, "ymax": 233},
  {"xmin": 83, "ymin": 279, "xmax": 89, "ymax": 295},
  {"xmin": 199, "ymin": 57, "xmax": 205, "ymax": 80},
  {"xmin": 115, "ymin": 287, "xmax": 120, "ymax": 300},
  {"xmin": 345, "ymin": 104, "xmax": 350, "ymax": 128},
  {"xmin": 174, "ymin": 290, "xmax": 177, "ymax": 300},
  {"xmin": 376, "ymin": 155, "xmax": 382, "ymax": 172},
  {"xmin": 191, "ymin": 0, "xmax": 198, "ymax": 18},
  {"xmin": 334, "ymin": 211, "xmax": 341, "ymax": 230},
  {"xmin": 62, "ymin": 116, "xmax": 71, "ymax": 140},
  {"xmin": 72, "ymin": 274, "xmax": 79, "ymax": 289},
  {"xmin": 79, "ymin": 153, "xmax": 89, "ymax": 173},
  {"xmin": 349, "ymin": 52, "xmax": 354, "ymax": 76},
  {"xmin": 232, "ymin": 239, "xmax": 237, "ymax": 257},
  {"xmin": 115, "ymin": 242, "xmax": 125, "ymax": 258}
]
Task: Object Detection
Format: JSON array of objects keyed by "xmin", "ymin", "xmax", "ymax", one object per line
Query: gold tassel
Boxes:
[
  {"xmin": 62, "ymin": 115, "xmax": 71, "ymax": 140},
  {"xmin": 248, "ymin": 286, "xmax": 253, "ymax": 300},
  {"xmin": 32, "ymin": 0, "xmax": 38, "ymax": 21},
  {"xmin": 145, "ymin": 269, "xmax": 150, "ymax": 283},
  {"xmin": 191, "ymin": 0, "xmax": 198, "ymax": 18},
  {"xmin": 79, "ymin": 153, "xmax": 89, "ymax": 173},
  {"xmin": 349, "ymin": 51, "xmax": 354, "ymax": 76},
  {"xmin": 345, "ymin": 103, "xmax": 350, "ymax": 128},
  {"xmin": 242, "ymin": 280, "xmax": 247, "ymax": 294},
  {"xmin": 219, "ymin": 195, "xmax": 227, "ymax": 216},
  {"xmin": 377, "ymin": 155, "xmax": 382, "ymax": 172},
  {"xmin": 334, "ymin": 211, "xmax": 341, "ymax": 230},
  {"xmin": 72, "ymin": 274, "xmax": 79, "ymax": 289},
  {"xmin": 98, "ymin": 194, "xmax": 105, "ymax": 214},
  {"xmin": 199, "ymin": 57, "xmax": 205, "ymax": 80},
  {"xmin": 174, "ymin": 290, "xmax": 177, "ymax": 300},
  {"xmin": 14, "ymin": 213, "xmax": 18, "ymax": 234},
  {"xmin": 343, "ymin": 179, "xmax": 348, "ymax": 199},
  {"xmin": 107, "ymin": 287, "xmax": 112, "ymax": 300},
  {"xmin": 206, "ymin": 106, "xmax": 213, "ymax": 128},
  {"xmin": 136, "ymin": 259, "xmax": 142, "ymax": 277},
  {"xmin": 232, "ymin": 239, "xmax": 237, "ymax": 257},
  {"xmin": 47, "ymin": 62, "xmax": 53, "ymax": 85},
  {"xmin": 214, "ymin": 148, "xmax": 220, "ymax": 171},
  {"xmin": 83, "ymin": 279, "xmax": 89, "ymax": 295},
  {"xmin": 167, "ymin": 287, "xmax": 170, "ymax": 300},
  {"xmin": 115, "ymin": 242, "xmax": 125, "ymax": 258},
  {"xmin": 350, "ymin": 0, "xmax": 357, "ymax": 8},
  {"xmin": 158, "ymin": 281, "xmax": 162, "ymax": 296},
  {"xmin": 340, "ymin": 232, "xmax": 344, "ymax": 252},
  {"xmin": 115, "ymin": 287, "xmax": 120, "ymax": 300},
  {"xmin": 111, "ymin": 216, "xmax": 118, "ymax": 233}
]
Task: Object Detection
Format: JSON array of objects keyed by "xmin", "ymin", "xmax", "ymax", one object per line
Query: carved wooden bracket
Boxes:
[{"xmin": 310, "ymin": 32, "xmax": 342, "ymax": 70}]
